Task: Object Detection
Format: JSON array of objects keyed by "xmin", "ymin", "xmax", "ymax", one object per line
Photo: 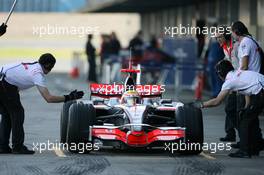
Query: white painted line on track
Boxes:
[
  {"xmin": 53, "ymin": 147, "xmax": 67, "ymax": 157},
  {"xmin": 200, "ymin": 152, "xmax": 216, "ymax": 160}
]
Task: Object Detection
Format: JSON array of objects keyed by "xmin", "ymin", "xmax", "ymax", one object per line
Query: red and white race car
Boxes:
[{"xmin": 60, "ymin": 65, "xmax": 203, "ymax": 154}]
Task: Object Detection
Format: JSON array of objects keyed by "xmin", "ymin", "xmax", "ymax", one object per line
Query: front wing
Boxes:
[{"xmin": 89, "ymin": 124, "xmax": 185, "ymax": 147}]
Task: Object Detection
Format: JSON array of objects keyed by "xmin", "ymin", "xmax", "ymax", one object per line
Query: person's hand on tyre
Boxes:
[
  {"xmin": 0, "ymin": 23, "xmax": 7, "ymax": 36},
  {"xmin": 186, "ymin": 100, "xmax": 203, "ymax": 108},
  {"xmin": 64, "ymin": 90, "xmax": 84, "ymax": 102}
]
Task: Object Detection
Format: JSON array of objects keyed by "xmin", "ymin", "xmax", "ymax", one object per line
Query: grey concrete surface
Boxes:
[{"xmin": 0, "ymin": 73, "xmax": 263, "ymax": 175}]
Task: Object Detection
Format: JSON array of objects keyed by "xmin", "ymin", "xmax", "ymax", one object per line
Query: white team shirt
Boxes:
[
  {"xmin": 1, "ymin": 62, "xmax": 46, "ymax": 90},
  {"xmin": 237, "ymin": 37, "xmax": 261, "ymax": 72},
  {"xmin": 221, "ymin": 70, "xmax": 264, "ymax": 95}
]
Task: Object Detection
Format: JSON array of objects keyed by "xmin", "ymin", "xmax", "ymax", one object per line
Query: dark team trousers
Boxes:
[
  {"xmin": 224, "ymin": 92, "xmax": 238, "ymax": 138},
  {"xmin": 239, "ymin": 91, "xmax": 264, "ymax": 154},
  {"xmin": 0, "ymin": 79, "xmax": 25, "ymax": 150},
  {"xmin": 88, "ymin": 58, "xmax": 97, "ymax": 82}
]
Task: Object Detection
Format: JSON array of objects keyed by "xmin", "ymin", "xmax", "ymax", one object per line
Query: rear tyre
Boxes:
[
  {"xmin": 67, "ymin": 102, "xmax": 96, "ymax": 153},
  {"xmin": 60, "ymin": 100, "xmax": 76, "ymax": 143},
  {"xmin": 175, "ymin": 105, "xmax": 203, "ymax": 155}
]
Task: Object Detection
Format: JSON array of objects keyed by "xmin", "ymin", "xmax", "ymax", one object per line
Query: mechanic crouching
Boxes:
[
  {"xmin": 0, "ymin": 53, "xmax": 84, "ymax": 154},
  {"xmin": 192, "ymin": 60, "xmax": 264, "ymax": 158}
]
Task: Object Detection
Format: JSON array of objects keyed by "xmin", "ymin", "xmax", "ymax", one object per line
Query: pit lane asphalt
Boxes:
[{"xmin": 0, "ymin": 73, "xmax": 263, "ymax": 175}]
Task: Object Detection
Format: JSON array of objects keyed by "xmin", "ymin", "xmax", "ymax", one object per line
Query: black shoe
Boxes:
[
  {"xmin": 12, "ymin": 146, "xmax": 35, "ymax": 154},
  {"xmin": 0, "ymin": 147, "xmax": 12, "ymax": 154},
  {"xmin": 228, "ymin": 150, "xmax": 251, "ymax": 158},
  {"xmin": 220, "ymin": 136, "xmax": 236, "ymax": 142},
  {"xmin": 231, "ymin": 142, "xmax": 240, "ymax": 149}
]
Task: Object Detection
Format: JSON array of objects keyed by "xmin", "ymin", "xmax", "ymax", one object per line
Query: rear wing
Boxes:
[{"xmin": 90, "ymin": 83, "xmax": 165, "ymax": 98}]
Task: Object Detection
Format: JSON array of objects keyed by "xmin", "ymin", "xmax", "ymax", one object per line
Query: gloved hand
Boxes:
[
  {"xmin": 0, "ymin": 23, "xmax": 7, "ymax": 36},
  {"xmin": 64, "ymin": 90, "xmax": 84, "ymax": 102},
  {"xmin": 186, "ymin": 100, "xmax": 203, "ymax": 108}
]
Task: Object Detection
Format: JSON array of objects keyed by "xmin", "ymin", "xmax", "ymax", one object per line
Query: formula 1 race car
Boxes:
[{"xmin": 60, "ymin": 62, "xmax": 203, "ymax": 155}]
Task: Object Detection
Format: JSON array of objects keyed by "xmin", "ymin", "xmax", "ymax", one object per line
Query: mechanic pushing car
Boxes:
[
  {"xmin": 0, "ymin": 53, "xmax": 84, "ymax": 154},
  {"xmin": 192, "ymin": 60, "xmax": 264, "ymax": 158}
]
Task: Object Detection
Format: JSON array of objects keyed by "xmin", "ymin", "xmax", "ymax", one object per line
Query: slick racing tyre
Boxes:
[
  {"xmin": 60, "ymin": 100, "xmax": 76, "ymax": 143},
  {"xmin": 175, "ymin": 105, "xmax": 204, "ymax": 155},
  {"xmin": 67, "ymin": 102, "xmax": 96, "ymax": 153}
]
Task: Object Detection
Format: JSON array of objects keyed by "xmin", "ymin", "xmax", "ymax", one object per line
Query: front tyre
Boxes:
[
  {"xmin": 66, "ymin": 102, "xmax": 96, "ymax": 153},
  {"xmin": 60, "ymin": 100, "xmax": 76, "ymax": 143},
  {"xmin": 175, "ymin": 105, "xmax": 204, "ymax": 155}
]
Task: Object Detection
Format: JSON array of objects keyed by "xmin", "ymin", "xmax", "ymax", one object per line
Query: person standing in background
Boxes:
[
  {"xmin": 207, "ymin": 36, "xmax": 225, "ymax": 98},
  {"xmin": 129, "ymin": 31, "xmax": 144, "ymax": 64},
  {"xmin": 110, "ymin": 32, "xmax": 121, "ymax": 56},
  {"xmin": 196, "ymin": 20, "xmax": 206, "ymax": 58},
  {"xmin": 100, "ymin": 34, "xmax": 111, "ymax": 76},
  {"xmin": 232, "ymin": 21, "xmax": 261, "ymax": 72},
  {"xmin": 86, "ymin": 34, "xmax": 97, "ymax": 83},
  {"xmin": 231, "ymin": 21, "xmax": 264, "ymax": 152}
]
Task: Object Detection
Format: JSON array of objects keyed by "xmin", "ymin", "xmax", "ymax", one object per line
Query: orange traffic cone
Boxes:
[
  {"xmin": 195, "ymin": 72, "xmax": 204, "ymax": 100},
  {"xmin": 70, "ymin": 67, "xmax": 79, "ymax": 79}
]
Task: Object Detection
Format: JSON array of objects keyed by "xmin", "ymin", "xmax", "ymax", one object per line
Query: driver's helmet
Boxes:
[{"xmin": 121, "ymin": 90, "xmax": 141, "ymax": 106}]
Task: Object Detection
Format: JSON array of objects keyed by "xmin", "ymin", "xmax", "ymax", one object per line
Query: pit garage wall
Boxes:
[{"xmin": 140, "ymin": 0, "xmax": 264, "ymax": 47}]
